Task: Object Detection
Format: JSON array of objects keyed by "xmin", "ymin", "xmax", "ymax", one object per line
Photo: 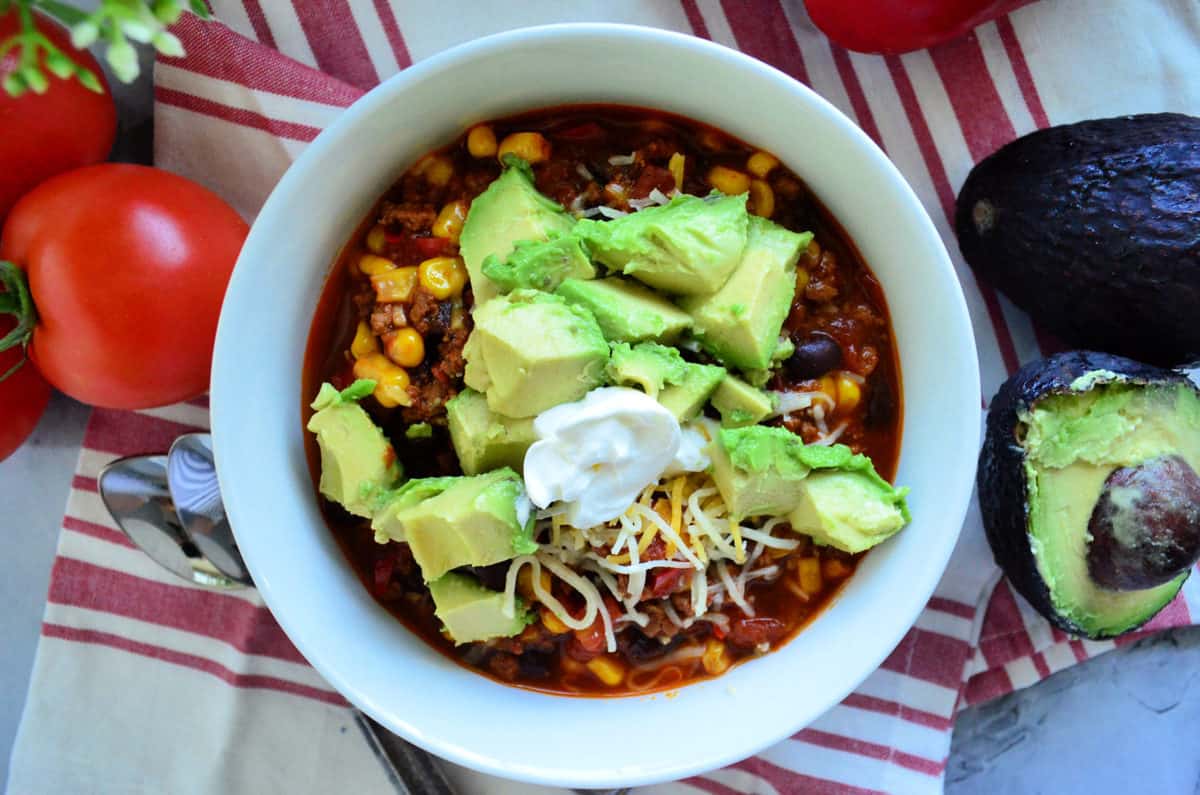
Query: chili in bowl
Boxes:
[{"xmin": 211, "ymin": 24, "xmax": 979, "ymax": 789}]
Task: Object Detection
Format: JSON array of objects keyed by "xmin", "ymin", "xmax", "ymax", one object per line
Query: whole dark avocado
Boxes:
[
  {"xmin": 955, "ymin": 113, "xmax": 1200, "ymax": 366},
  {"xmin": 980, "ymin": 351, "xmax": 1200, "ymax": 639}
]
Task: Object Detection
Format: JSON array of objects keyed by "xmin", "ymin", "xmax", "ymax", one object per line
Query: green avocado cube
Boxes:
[
  {"xmin": 306, "ymin": 382, "xmax": 401, "ymax": 518},
  {"xmin": 658, "ymin": 363, "xmax": 727, "ymax": 423},
  {"xmin": 711, "ymin": 375, "xmax": 776, "ymax": 427},
  {"xmin": 375, "ymin": 468, "xmax": 537, "ymax": 582},
  {"xmin": 481, "ymin": 234, "xmax": 596, "ymax": 294},
  {"xmin": 446, "ymin": 388, "xmax": 537, "ymax": 475},
  {"xmin": 463, "ymin": 290, "xmax": 609, "ymax": 418},
  {"xmin": 459, "ymin": 161, "xmax": 576, "ymax": 305},
  {"xmin": 606, "ymin": 342, "xmax": 689, "ymax": 398},
  {"xmin": 574, "ymin": 193, "xmax": 749, "ymax": 295},
  {"xmin": 707, "ymin": 425, "xmax": 813, "ymax": 519},
  {"xmin": 555, "ymin": 277, "xmax": 693, "ymax": 343},
  {"xmin": 371, "ymin": 476, "xmax": 460, "ymax": 543},
  {"xmin": 789, "ymin": 471, "xmax": 908, "ymax": 554},
  {"xmin": 681, "ymin": 216, "xmax": 811, "ymax": 370},
  {"xmin": 429, "ymin": 573, "xmax": 530, "ymax": 644}
]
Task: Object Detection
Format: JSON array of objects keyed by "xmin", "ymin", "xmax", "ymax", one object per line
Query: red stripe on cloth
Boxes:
[
  {"xmin": 678, "ymin": 0, "xmax": 710, "ymax": 39},
  {"xmin": 63, "ymin": 517, "xmax": 134, "ymax": 549},
  {"xmin": 166, "ymin": 14, "xmax": 363, "ymax": 107},
  {"xmin": 240, "ymin": 0, "xmax": 277, "ymax": 48},
  {"xmin": 927, "ymin": 35, "xmax": 1015, "ymax": 162},
  {"xmin": 829, "ymin": 46, "xmax": 884, "ymax": 146},
  {"xmin": 1031, "ymin": 650, "xmax": 1051, "ymax": 678},
  {"xmin": 880, "ymin": 627, "xmax": 971, "ymax": 690},
  {"xmin": 962, "ymin": 666, "xmax": 1014, "ymax": 706},
  {"xmin": 795, "ymin": 728, "xmax": 944, "ymax": 777},
  {"xmin": 841, "ymin": 693, "xmax": 952, "ymax": 731},
  {"xmin": 156, "ymin": 86, "xmax": 322, "ymax": 142},
  {"xmin": 84, "ymin": 408, "xmax": 201, "ymax": 458},
  {"xmin": 72, "ymin": 475, "xmax": 98, "ymax": 493},
  {"xmin": 1069, "ymin": 639, "xmax": 1088, "ymax": 663},
  {"xmin": 48, "ymin": 557, "xmax": 306, "ymax": 665},
  {"xmin": 733, "ymin": 756, "xmax": 883, "ymax": 795},
  {"xmin": 42, "ymin": 623, "xmax": 346, "ymax": 706},
  {"xmin": 187, "ymin": 395, "xmax": 211, "ymax": 409},
  {"xmin": 721, "ymin": 0, "xmax": 810, "ymax": 85},
  {"xmin": 927, "ymin": 595, "xmax": 976, "ymax": 620},
  {"xmin": 371, "ymin": 0, "xmax": 413, "ymax": 69},
  {"xmin": 978, "ymin": 580, "xmax": 1037, "ymax": 667},
  {"xmin": 994, "ymin": 15, "xmax": 1049, "ymax": 129},
  {"xmin": 290, "ymin": 0, "xmax": 379, "ymax": 90},
  {"xmin": 884, "ymin": 54, "xmax": 1021, "ymax": 375}
]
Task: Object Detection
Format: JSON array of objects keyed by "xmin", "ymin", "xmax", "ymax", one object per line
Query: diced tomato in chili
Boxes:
[
  {"xmin": 650, "ymin": 567, "xmax": 686, "ymax": 599},
  {"xmin": 372, "ymin": 557, "xmax": 395, "ymax": 598}
]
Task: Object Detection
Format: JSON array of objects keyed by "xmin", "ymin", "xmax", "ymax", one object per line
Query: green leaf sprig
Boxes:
[{"xmin": 0, "ymin": 0, "xmax": 211, "ymax": 98}]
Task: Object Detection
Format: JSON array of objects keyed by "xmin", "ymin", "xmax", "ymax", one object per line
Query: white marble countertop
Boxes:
[{"xmin": 3, "ymin": 13, "xmax": 1200, "ymax": 792}]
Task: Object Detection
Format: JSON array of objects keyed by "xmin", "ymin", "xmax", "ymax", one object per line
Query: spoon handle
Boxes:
[{"xmin": 355, "ymin": 710, "xmax": 458, "ymax": 795}]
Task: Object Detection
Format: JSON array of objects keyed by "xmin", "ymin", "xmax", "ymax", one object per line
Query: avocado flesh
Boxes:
[
  {"xmin": 306, "ymin": 384, "xmax": 401, "ymax": 518},
  {"xmin": 1022, "ymin": 382, "xmax": 1200, "ymax": 637},
  {"xmin": 429, "ymin": 572, "xmax": 528, "ymax": 644}
]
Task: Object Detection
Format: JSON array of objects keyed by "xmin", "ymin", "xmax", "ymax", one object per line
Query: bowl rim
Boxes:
[{"xmin": 212, "ymin": 22, "xmax": 980, "ymax": 788}]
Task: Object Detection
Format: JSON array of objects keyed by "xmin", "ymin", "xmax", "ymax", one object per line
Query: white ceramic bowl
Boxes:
[{"xmin": 212, "ymin": 24, "xmax": 980, "ymax": 789}]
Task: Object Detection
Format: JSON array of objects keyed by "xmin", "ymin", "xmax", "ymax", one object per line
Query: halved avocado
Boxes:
[{"xmin": 979, "ymin": 351, "xmax": 1200, "ymax": 639}]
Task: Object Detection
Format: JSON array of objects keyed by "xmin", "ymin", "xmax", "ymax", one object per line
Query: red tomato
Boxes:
[
  {"xmin": 0, "ymin": 164, "xmax": 248, "ymax": 409},
  {"xmin": 0, "ymin": 316, "xmax": 51, "ymax": 462},
  {"xmin": 804, "ymin": 0, "xmax": 1035, "ymax": 55},
  {"xmin": 0, "ymin": 10, "xmax": 116, "ymax": 224}
]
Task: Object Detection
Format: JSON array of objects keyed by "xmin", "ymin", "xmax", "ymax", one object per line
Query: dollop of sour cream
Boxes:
[{"xmin": 524, "ymin": 387, "xmax": 709, "ymax": 528}]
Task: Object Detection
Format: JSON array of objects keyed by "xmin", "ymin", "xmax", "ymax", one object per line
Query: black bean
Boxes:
[
  {"xmin": 619, "ymin": 628, "xmax": 683, "ymax": 664},
  {"xmin": 467, "ymin": 562, "xmax": 509, "ymax": 591},
  {"xmin": 865, "ymin": 376, "xmax": 895, "ymax": 428},
  {"xmin": 785, "ymin": 333, "xmax": 842, "ymax": 380}
]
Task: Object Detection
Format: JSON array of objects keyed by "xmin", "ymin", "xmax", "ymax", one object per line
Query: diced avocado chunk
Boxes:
[
  {"xmin": 371, "ymin": 476, "xmax": 460, "ymax": 542},
  {"xmin": 446, "ymin": 388, "xmax": 537, "ymax": 475},
  {"xmin": 556, "ymin": 276, "xmax": 693, "ymax": 343},
  {"xmin": 790, "ymin": 470, "xmax": 909, "ymax": 554},
  {"xmin": 374, "ymin": 468, "xmax": 537, "ymax": 582},
  {"xmin": 481, "ymin": 234, "xmax": 596, "ymax": 294},
  {"xmin": 658, "ymin": 363, "xmax": 727, "ymax": 422},
  {"xmin": 711, "ymin": 375, "xmax": 775, "ymax": 427},
  {"xmin": 429, "ymin": 573, "xmax": 530, "ymax": 644},
  {"xmin": 707, "ymin": 425, "xmax": 814, "ymax": 519},
  {"xmin": 306, "ymin": 381, "xmax": 401, "ymax": 517},
  {"xmin": 459, "ymin": 159, "xmax": 576, "ymax": 305},
  {"xmin": 707, "ymin": 426, "xmax": 907, "ymax": 530},
  {"xmin": 574, "ymin": 193, "xmax": 750, "ymax": 295},
  {"xmin": 405, "ymin": 422, "xmax": 433, "ymax": 440},
  {"xmin": 606, "ymin": 342, "xmax": 689, "ymax": 398},
  {"xmin": 463, "ymin": 290, "xmax": 609, "ymax": 418},
  {"xmin": 680, "ymin": 216, "xmax": 811, "ymax": 370}
]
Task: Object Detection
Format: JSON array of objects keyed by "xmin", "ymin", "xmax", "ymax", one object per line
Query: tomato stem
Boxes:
[{"xmin": 0, "ymin": 261, "xmax": 36, "ymax": 383}]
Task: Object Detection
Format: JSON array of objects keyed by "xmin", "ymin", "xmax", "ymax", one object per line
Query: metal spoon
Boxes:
[{"xmin": 97, "ymin": 435, "xmax": 456, "ymax": 795}]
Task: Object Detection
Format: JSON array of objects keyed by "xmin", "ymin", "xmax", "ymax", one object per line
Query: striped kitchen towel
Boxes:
[{"xmin": 9, "ymin": 2, "xmax": 1200, "ymax": 794}]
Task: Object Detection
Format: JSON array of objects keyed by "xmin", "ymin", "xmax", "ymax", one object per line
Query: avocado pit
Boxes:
[{"xmin": 1087, "ymin": 455, "xmax": 1200, "ymax": 591}]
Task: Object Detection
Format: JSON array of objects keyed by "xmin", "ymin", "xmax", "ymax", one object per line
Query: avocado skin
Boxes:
[
  {"xmin": 978, "ymin": 351, "xmax": 1192, "ymax": 638},
  {"xmin": 955, "ymin": 113, "xmax": 1200, "ymax": 366}
]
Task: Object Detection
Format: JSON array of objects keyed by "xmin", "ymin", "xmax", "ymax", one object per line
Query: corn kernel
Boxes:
[
  {"xmin": 707, "ymin": 165, "xmax": 751, "ymax": 196},
  {"xmin": 497, "ymin": 131, "xmax": 551, "ymax": 165},
  {"xmin": 747, "ymin": 150, "xmax": 780, "ymax": 178},
  {"xmin": 668, "ymin": 152, "xmax": 685, "ymax": 189},
  {"xmin": 466, "ymin": 124, "xmax": 498, "ymax": 158},
  {"xmin": 352, "ymin": 353, "xmax": 411, "ymax": 408},
  {"xmin": 358, "ymin": 253, "xmax": 397, "ymax": 276},
  {"xmin": 350, "ymin": 320, "xmax": 378, "ymax": 359},
  {"xmin": 836, "ymin": 372, "xmax": 862, "ymax": 412},
  {"xmin": 540, "ymin": 608, "xmax": 570, "ymax": 635},
  {"xmin": 370, "ymin": 266, "xmax": 418, "ymax": 303},
  {"xmin": 365, "ymin": 224, "xmax": 387, "ymax": 254},
  {"xmin": 822, "ymin": 557, "xmax": 853, "ymax": 580},
  {"xmin": 415, "ymin": 154, "xmax": 454, "ymax": 187},
  {"xmin": 586, "ymin": 655, "xmax": 627, "ymax": 687},
  {"xmin": 432, "ymin": 200, "xmax": 468, "ymax": 242},
  {"xmin": 749, "ymin": 179, "xmax": 775, "ymax": 218},
  {"xmin": 702, "ymin": 638, "xmax": 731, "ymax": 675},
  {"xmin": 795, "ymin": 268, "xmax": 810, "ymax": 293},
  {"xmin": 561, "ymin": 657, "xmax": 585, "ymax": 675},
  {"xmin": 698, "ymin": 129, "xmax": 727, "ymax": 151},
  {"xmin": 518, "ymin": 566, "xmax": 553, "ymax": 599},
  {"xmin": 418, "ymin": 256, "xmax": 468, "ymax": 300},
  {"xmin": 818, "ymin": 374, "xmax": 838, "ymax": 401},
  {"xmin": 384, "ymin": 328, "xmax": 425, "ymax": 368},
  {"xmin": 798, "ymin": 556, "xmax": 822, "ymax": 595}
]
